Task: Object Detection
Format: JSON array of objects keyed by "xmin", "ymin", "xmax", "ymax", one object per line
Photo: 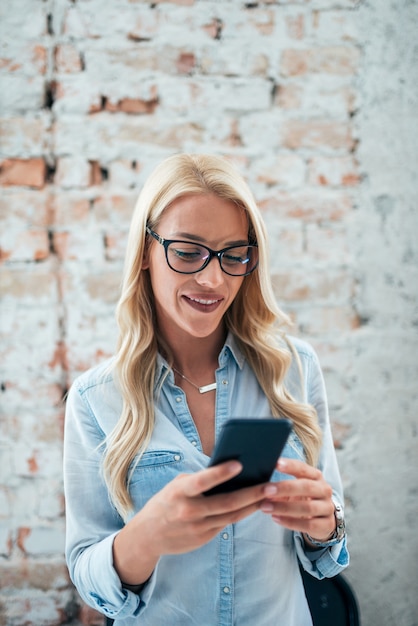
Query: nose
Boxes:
[{"xmin": 194, "ymin": 256, "xmax": 224, "ymax": 286}]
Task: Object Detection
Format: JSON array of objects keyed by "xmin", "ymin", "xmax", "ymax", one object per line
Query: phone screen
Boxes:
[{"xmin": 204, "ymin": 417, "xmax": 292, "ymax": 495}]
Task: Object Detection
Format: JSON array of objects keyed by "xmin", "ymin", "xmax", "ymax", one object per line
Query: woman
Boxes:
[{"xmin": 64, "ymin": 154, "xmax": 349, "ymax": 625}]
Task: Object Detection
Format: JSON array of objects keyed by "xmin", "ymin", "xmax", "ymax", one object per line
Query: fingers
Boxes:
[
  {"xmin": 260, "ymin": 458, "xmax": 336, "ymax": 537},
  {"xmin": 182, "ymin": 461, "xmax": 243, "ymax": 498},
  {"xmin": 274, "ymin": 458, "xmax": 332, "ymax": 499},
  {"xmin": 267, "ymin": 477, "xmax": 332, "ymax": 501},
  {"xmin": 262, "ymin": 493, "xmax": 333, "ymax": 519},
  {"xmin": 277, "ymin": 457, "xmax": 322, "ymax": 480},
  {"xmin": 180, "ymin": 462, "xmax": 270, "ymax": 518},
  {"xmin": 139, "ymin": 463, "xmax": 270, "ymax": 556}
]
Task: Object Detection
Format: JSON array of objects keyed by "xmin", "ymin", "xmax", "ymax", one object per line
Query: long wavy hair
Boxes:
[{"xmin": 103, "ymin": 153, "xmax": 322, "ymax": 519}]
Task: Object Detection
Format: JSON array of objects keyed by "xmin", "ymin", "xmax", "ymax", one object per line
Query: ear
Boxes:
[{"xmin": 142, "ymin": 244, "xmax": 150, "ymax": 269}]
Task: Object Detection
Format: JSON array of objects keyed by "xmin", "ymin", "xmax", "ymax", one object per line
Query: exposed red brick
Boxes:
[
  {"xmin": 247, "ymin": 9, "xmax": 275, "ymax": 36},
  {"xmin": 285, "ymin": 14, "xmax": 305, "ymax": 39},
  {"xmin": 0, "ymin": 44, "xmax": 46, "ymax": 74},
  {"xmin": 275, "ymin": 84, "xmax": 302, "ymax": 110},
  {"xmin": 79, "ymin": 604, "xmax": 106, "ymax": 626},
  {"xmin": 176, "ymin": 52, "xmax": 195, "ymax": 74},
  {"xmin": 0, "ymin": 58, "xmax": 22, "ymax": 71},
  {"xmin": 226, "ymin": 119, "xmax": 243, "ymax": 147},
  {"xmin": 0, "ymin": 248, "xmax": 11, "ymax": 261},
  {"xmin": 17, "ymin": 527, "xmax": 31, "ymax": 554},
  {"xmin": 281, "ymin": 46, "xmax": 360, "ymax": 77},
  {"xmin": 259, "ymin": 190, "xmax": 352, "ymax": 222},
  {"xmin": 27, "ymin": 454, "xmax": 39, "ymax": 474},
  {"xmin": 94, "ymin": 349, "xmax": 114, "ymax": 364},
  {"xmin": 54, "ymin": 43, "xmax": 83, "ymax": 73},
  {"xmin": 52, "ymin": 231, "xmax": 70, "ymax": 260},
  {"xmin": 49, "ymin": 192, "xmax": 91, "ymax": 226},
  {"xmin": 48, "ymin": 341, "xmax": 69, "ymax": 371},
  {"xmin": 103, "ymin": 96, "xmax": 159, "ymax": 114},
  {"xmin": 202, "ymin": 18, "xmax": 223, "ymax": 39},
  {"xmin": 0, "ymin": 189, "xmax": 51, "ymax": 226},
  {"xmin": 271, "ymin": 270, "xmax": 355, "ymax": 302},
  {"xmin": 151, "ymin": 0, "xmax": 194, "ymax": 4},
  {"xmin": 118, "ymin": 97, "xmax": 159, "ymax": 114},
  {"xmin": 104, "ymin": 232, "xmax": 125, "ymax": 261},
  {"xmin": 90, "ymin": 160, "xmax": 103, "ymax": 185},
  {"xmin": 0, "ymin": 229, "xmax": 49, "ymax": 262},
  {"xmin": 282, "ymin": 120, "xmax": 354, "ymax": 150},
  {"xmin": 332, "ymin": 420, "xmax": 352, "ymax": 449},
  {"xmin": 32, "ymin": 44, "xmax": 47, "ymax": 74},
  {"xmin": 89, "ymin": 98, "xmax": 103, "ymax": 114},
  {"xmin": 0, "ymin": 158, "xmax": 46, "ymax": 188},
  {"xmin": 104, "ymin": 99, "xmax": 119, "ymax": 113},
  {"xmin": 291, "ymin": 306, "xmax": 361, "ymax": 335},
  {"xmin": 0, "ymin": 560, "xmax": 71, "ymax": 590},
  {"xmin": 308, "ymin": 155, "xmax": 360, "ymax": 186},
  {"xmin": 342, "ymin": 173, "xmax": 360, "ymax": 185},
  {"xmin": 94, "ymin": 193, "xmax": 137, "ymax": 224},
  {"xmin": 7, "ymin": 532, "xmax": 13, "ymax": 555},
  {"xmin": 55, "ymin": 156, "xmax": 92, "ymax": 188}
]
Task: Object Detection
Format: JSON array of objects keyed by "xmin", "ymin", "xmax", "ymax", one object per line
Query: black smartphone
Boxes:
[{"xmin": 204, "ymin": 417, "xmax": 292, "ymax": 496}]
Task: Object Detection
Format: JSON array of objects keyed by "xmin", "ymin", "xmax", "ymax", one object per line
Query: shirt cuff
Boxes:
[
  {"xmin": 294, "ymin": 531, "xmax": 349, "ymax": 580},
  {"xmin": 73, "ymin": 532, "xmax": 158, "ymax": 619}
]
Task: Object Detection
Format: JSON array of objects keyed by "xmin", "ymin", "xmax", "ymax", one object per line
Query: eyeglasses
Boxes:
[{"xmin": 146, "ymin": 227, "xmax": 259, "ymax": 276}]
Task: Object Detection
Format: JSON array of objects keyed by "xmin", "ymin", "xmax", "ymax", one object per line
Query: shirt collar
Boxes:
[
  {"xmin": 154, "ymin": 332, "xmax": 246, "ymax": 389},
  {"xmin": 220, "ymin": 332, "xmax": 246, "ymax": 369}
]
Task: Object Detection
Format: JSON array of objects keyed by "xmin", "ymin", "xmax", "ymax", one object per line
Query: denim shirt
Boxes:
[{"xmin": 64, "ymin": 334, "xmax": 349, "ymax": 626}]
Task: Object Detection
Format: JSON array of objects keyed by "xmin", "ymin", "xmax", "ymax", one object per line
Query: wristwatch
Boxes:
[{"xmin": 305, "ymin": 501, "xmax": 346, "ymax": 547}]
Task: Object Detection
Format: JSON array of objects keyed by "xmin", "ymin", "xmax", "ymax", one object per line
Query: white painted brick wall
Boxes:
[{"xmin": 0, "ymin": 0, "xmax": 417, "ymax": 624}]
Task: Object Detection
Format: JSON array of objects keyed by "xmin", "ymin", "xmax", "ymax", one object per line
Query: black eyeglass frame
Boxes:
[{"xmin": 146, "ymin": 226, "xmax": 259, "ymax": 277}]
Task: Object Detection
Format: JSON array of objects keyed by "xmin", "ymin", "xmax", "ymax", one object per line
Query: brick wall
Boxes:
[{"xmin": 0, "ymin": 1, "xmax": 417, "ymax": 625}]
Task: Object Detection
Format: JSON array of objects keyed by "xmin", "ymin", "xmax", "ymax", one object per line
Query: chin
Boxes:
[{"xmin": 183, "ymin": 320, "xmax": 224, "ymax": 339}]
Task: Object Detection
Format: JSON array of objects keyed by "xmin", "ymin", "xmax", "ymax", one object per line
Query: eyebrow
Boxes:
[{"xmin": 172, "ymin": 232, "xmax": 249, "ymax": 247}]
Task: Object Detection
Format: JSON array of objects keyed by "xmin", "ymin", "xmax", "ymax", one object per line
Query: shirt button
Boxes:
[
  {"xmin": 222, "ymin": 532, "xmax": 228, "ymax": 540},
  {"xmin": 221, "ymin": 379, "xmax": 228, "ymax": 386},
  {"xmin": 191, "ymin": 440, "xmax": 197, "ymax": 446},
  {"xmin": 223, "ymin": 586, "xmax": 230, "ymax": 594},
  {"xmin": 174, "ymin": 455, "xmax": 181, "ymax": 461},
  {"xmin": 176, "ymin": 396, "xmax": 182, "ymax": 403}
]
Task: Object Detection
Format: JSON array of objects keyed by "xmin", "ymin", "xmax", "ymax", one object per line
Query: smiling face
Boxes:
[{"xmin": 144, "ymin": 193, "xmax": 250, "ymax": 352}]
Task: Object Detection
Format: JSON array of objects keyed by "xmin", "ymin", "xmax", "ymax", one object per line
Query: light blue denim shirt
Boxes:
[{"xmin": 64, "ymin": 334, "xmax": 349, "ymax": 625}]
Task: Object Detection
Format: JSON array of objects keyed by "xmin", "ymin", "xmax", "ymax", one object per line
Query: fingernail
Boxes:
[
  {"xmin": 264, "ymin": 485, "xmax": 277, "ymax": 496},
  {"xmin": 261, "ymin": 502, "xmax": 274, "ymax": 512},
  {"xmin": 278, "ymin": 458, "xmax": 287, "ymax": 470}
]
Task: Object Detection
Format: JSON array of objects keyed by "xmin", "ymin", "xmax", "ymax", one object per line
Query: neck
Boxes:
[{"xmin": 159, "ymin": 326, "xmax": 226, "ymax": 377}]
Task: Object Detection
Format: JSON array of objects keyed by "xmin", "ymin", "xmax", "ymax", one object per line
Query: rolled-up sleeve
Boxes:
[
  {"xmin": 64, "ymin": 380, "xmax": 150, "ymax": 619},
  {"xmin": 291, "ymin": 342, "xmax": 350, "ymax": 579}
]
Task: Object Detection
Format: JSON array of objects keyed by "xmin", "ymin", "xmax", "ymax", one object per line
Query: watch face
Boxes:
[{"xmin": 334, "ymin": 504, "xmax": 346, "ymax": 539}]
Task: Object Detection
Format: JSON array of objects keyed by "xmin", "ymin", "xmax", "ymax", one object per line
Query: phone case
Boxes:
[{"xmin": 204, "ymin": 417, "xmax": 292, "ymax": 495}]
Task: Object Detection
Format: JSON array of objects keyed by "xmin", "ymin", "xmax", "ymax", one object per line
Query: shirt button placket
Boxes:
[{"xmin": 219, "ymin": 525, "xmax": 234, "ymax": 625}]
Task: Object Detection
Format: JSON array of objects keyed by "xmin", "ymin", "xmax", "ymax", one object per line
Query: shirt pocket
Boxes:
[{"xmin": 128, "ymin": 450, "xmax": 185, "ymax": 511}]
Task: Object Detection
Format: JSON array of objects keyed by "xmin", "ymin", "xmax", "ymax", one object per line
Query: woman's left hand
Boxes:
[{"xmin": 260, "ymin": 457, "xmax": 336, "ymax": 543}]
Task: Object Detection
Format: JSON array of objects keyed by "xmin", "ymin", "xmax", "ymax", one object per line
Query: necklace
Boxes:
[{"xmin": 173, "ymin": 368, "xmax": 217, "ymax": 394}]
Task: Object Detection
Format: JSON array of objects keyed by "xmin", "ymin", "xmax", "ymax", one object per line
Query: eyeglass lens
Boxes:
[{"xmin": 166, "ymin": 242, "xmax": 258, "ymax": 276}]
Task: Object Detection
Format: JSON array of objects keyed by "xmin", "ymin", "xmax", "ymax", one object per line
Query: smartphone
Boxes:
[{"xmin": 204, "ymin": 417, "xmax": 292, "ymax": 496}]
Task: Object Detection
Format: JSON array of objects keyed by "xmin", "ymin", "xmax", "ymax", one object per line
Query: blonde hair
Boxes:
[{"xmin": 104, "ymin": 154, "xmax": 322, "ymax": 519}]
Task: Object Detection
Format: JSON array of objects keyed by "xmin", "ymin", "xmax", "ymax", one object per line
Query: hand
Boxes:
[
  {"xmin": 139, "ymin": 460, "xmax": 269, "ymax": 554},
  {"xmin": 260, "ymin": 458, "xmax": 336, "ymax": 543},
  {"xmin": 113, "ymin": 460, "xmax": 268, "ymax": 585}
]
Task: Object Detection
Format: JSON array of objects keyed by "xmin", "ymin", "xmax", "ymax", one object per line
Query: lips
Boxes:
[
  {"xmin": 188, "ymin": 297, "xmax": 222, "ymax": 305},
  {"xmin": 183, "ymin": 295, "xmax": 223, "ymax": 312}
]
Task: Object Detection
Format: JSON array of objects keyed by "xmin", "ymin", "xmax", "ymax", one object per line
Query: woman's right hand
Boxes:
[{"xmin": 113, "ymin": 460, "xmax": 273, "ymax": 586}]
